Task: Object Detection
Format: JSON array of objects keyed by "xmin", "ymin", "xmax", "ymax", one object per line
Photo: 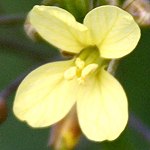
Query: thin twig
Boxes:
[
  {"xmin": 0, "ymin": 55, "xmax": 62, "ymax": 100},
  {"xmin": 0, "ymin": 13, "xmax": 26, "ymax": 26},
  {"xmin": 0, "ymin": 37, "xmax": 53, "ymax": 62},
  {"xmin": 0, "ymin": 73, "xmax": 27, "ymax": 100},
  {"xmin": 0, "ymin": 66, "xmax": 31, "ymax": 124},
  {"xmin": 0, "ymin": 63, "xmax": 44, "ymax": 124},
  {"xmin": 129, "ymin": 112, "xmax": 150, "ymax": 142},
  {"xmin": 0, "ymin": 65, "xmax": 40, "ymax": 100}
]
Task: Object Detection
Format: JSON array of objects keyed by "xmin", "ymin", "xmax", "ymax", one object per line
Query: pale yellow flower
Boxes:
[{"xmin": 13, "ymin": 5, "xmax": 141, "ymax": 141}]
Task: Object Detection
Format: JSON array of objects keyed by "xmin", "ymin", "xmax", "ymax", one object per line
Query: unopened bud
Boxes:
[
  {"xmin": 24, "ymin": 15, "xmax": 42, "ymax": 41},
  {"xmin": 105, "ymin": 0, "xmax": 119, "ymax": 6},
  {"xmin": 49, "ymin": 106, "xmax": 81, "ymax": 150},
  {"xmin": 123, "ymin": 0, "xmax": 150, "ymax": 26},
  {"xmin": 0, "ymin": 98, "xmax": 7, "ymax": 124}
]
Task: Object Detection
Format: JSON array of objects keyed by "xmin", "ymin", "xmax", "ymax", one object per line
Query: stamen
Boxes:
[
  {"xmin": 77, "ymin": 77, "xmax": 85, "ymax": 85},
  {"xmin": 81, "ymin": 64, "xmax": 98, "ymax": 78},
  {"xmin": 64, "ymin": 67, "xmax": 77, "ymax": 80},
  {"xmin": 75, "ymin": 58, "xmax": 85, "ymax": 70}
]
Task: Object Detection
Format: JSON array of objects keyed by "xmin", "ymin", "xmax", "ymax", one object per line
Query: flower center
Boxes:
[
  {"xmin": 64, "ymin": 58, "xmax": 98, "ymax": 85},
  {"xmin": 64, "ymin": 47, "xmax": 109, "ymax": 85}
]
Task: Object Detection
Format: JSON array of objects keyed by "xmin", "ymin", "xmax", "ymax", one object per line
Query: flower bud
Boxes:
[
  {"xmin": 49, "ymin": 106, "xmax": 81, "ymax": 150},
  {"xmin": 123, "ymin": 0, "xmax": 150, "ymax": 26},
  {"xmin": 24, "ymin": 15, "xmax": 42, "ymax": 41},
  {"xmin": 106, "ymin": 0, "xmax": 119, "ymax": 6}
]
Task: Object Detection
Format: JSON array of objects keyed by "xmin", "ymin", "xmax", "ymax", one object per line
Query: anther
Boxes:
[
  {"xmin": 75, "ymin": 58, "xmax": 85, "ymax": 70},
  {"xmin": 64, "ymin": 67, "xmax": 77, "ymax": 80},
  {"xmin": 81, "ymin": 64, "xmax": 98, "ymax": 78}
]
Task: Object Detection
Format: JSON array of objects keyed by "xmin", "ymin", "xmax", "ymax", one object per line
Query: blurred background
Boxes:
[{"xmin": 0, "ymin": 0, "xmax": 150, "ymax": 149}]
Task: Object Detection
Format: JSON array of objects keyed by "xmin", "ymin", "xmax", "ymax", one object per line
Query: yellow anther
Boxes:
[
  {"xmin": 64, "ymin": 67, "xmax": 77, "ymax": 80},
  {"xmin": 77, "ymin": 77, "xmax": 85, "ymax": 85},
  {"xmin": 81, "ymin": 64, "xmax": 98, "ymax": 78},
  {"xmin": 75, "ymin": 58, "xmax": 85, "ymax": 69}
]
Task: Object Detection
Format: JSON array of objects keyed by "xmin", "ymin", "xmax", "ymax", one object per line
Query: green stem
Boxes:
[{"xmin": 0, "ymin": 13, "xmax": 26, "ymax": 26}]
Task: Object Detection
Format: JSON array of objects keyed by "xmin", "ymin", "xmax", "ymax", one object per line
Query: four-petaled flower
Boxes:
[{"xmin": 13, "ymin": 5, "xmax": 140, "ymax": 141}]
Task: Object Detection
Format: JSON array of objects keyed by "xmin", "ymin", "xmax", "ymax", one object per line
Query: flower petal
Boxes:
[
  {"xmin": 29, "ymin": 5, "xmax": 92, "ymax": 53},
  {"xmin": 13, "ymin": 60, "xmax": 77, "ymax": 127},
  {"xmin": 77, "ymin": 68, "xmax": 128, "ymax": 141},
  {"xmin": 84, "ymin": 5, "xmax": 141, "ymax": 58}
]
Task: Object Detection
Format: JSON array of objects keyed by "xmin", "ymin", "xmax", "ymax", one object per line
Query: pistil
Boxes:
[{"xmin": 64, "ymin": 47, "xmax": 110, "ymax": 85}]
